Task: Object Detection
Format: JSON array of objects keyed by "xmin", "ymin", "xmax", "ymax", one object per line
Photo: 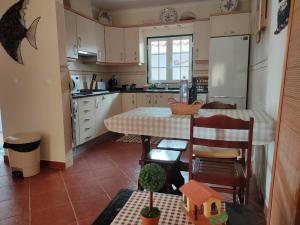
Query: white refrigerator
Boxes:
[{"xmin": 208, "ymin": 35, "xmax": 250, "ymax": 109}]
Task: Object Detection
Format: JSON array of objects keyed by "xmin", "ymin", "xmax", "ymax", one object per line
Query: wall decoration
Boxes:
[
  {"xmin": 274, "ymin": 0, "xmax": 291, "ymax": 35},
  {"xmin": 98, "ymin": 11, "xmax": 112, "ymax": 25},
  {"xmin": 0, "ymin": 0, "xmax": 41, "ymax": 64},
  {"xmin": 179, "ymin": 11, "xmax": 196, "ymax": 21},
  {"xmin": 220, "ymin": 0, "xmax": 239, "ymax": 13},
  {"xmin": 159, "ymin": 8, "xmax": 178, "ymax": 24}
]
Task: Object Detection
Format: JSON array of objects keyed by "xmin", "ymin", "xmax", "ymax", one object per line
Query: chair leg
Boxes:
[
  {"xmin": 245, "ymin": 185, "xmax": 250, "ymax": 205},
  {"xmin": 233, "ymin": 187, "xmax": 237, "ymax": 204}
]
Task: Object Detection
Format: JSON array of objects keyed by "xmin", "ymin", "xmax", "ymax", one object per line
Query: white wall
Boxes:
[
  {"xmin": 0, "ymin": 0, "xmax": 70, "ymax": 163},
  {"xmin": 249, "ymin": 0, "xmax": 288, "ymax": 208}
]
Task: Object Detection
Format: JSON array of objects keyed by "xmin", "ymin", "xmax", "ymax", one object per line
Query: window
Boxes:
[{"xmin": 148, "ymin": 35, "xmax": 193, "ymax": 83}]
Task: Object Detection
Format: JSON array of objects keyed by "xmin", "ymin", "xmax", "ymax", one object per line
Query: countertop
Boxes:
[{"xmin": 72, "ymin": 88, "xmax": 208, "ymax": 99}]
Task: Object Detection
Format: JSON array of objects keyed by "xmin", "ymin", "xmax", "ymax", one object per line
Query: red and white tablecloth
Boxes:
[
  {"xmin": 104, "ymin": 107, "xmax": 276, "ymax": 146},
  {"xmin": 111, "ymin": 191, "xmax": 192, "ymax": 225}
]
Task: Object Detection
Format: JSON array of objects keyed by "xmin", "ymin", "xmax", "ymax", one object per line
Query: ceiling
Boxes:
[{"xmin": 91, "ymin": 0, "xmax": 206, "ymax": 11}]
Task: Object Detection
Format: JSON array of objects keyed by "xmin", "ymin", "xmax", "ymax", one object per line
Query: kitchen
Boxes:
[
  {"xmin": 68, "ymin": 0, "xmax": 250, "ymax": 147},
  {"xmin": 0, "ymin": 0, "xmax": 297, "ymax": 224}
]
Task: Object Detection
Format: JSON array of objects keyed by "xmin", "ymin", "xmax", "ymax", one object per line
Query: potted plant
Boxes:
[{"xmin": 139, "ymin": 163, "xmax": 166, "ymax": 225}]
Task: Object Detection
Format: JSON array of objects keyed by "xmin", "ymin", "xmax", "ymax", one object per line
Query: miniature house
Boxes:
[{"xmin": 180, "ymin": 180, "xmax": 228, "ymax": 225}]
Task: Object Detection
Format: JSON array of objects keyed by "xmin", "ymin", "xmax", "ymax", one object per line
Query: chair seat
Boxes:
[
  {"xmin": 157, "ymin": 139, "xmax": 188, "ymax": 151},
  {"xmin": 145, "ymin": 149, "xmax": 181, "ymax": 164},
  {"xmin": 193, "ymin": 145, "xmax": 240, "ymax": 159},
  {"xmin": 192, "ymin": 158, "xmax": 245, "ymax": 187}
]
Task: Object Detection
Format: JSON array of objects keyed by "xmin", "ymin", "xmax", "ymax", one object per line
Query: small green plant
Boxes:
[{"xmin": 139, "ymin": 163, "xmax": 166, "ymax": 218}]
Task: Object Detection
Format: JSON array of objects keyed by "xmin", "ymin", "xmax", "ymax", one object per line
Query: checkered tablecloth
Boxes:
[
  {"xmin": 104, "ymin": 107, "xmax": 276, "ymax": 146},
  {"xmin": 111, "ymin": 191, "xmax": 192, "ymax": 225}
]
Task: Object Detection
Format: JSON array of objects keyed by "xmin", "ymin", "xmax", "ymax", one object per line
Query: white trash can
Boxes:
[{"xmin": 3, "ymin": 133, "xmax": 41, "ymax": 177}]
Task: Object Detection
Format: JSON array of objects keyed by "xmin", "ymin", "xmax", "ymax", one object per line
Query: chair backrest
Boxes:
[
  {"xmin": 201, "ymin": 101, "xmax": 237, "ymax": 109},
  {"xmin": 189, "ymin": 114, "xmax": 254, "ymax": 177},
  {"xmin": 190, "ymin": 115, "xmax": 253, "ymax": 149}
]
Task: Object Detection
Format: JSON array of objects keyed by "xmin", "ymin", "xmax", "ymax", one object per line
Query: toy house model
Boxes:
[{"xmin": 179, "ymin": 180, "xmax": 228, "ymax": 225}]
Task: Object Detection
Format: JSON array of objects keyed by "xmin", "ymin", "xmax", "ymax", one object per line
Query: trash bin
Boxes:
[{"xmin": 3, "ymin": 132, "xmax": 41, "ymax": 177}]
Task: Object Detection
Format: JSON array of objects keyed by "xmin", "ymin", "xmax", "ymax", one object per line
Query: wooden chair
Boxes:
[
  {"xmin": 201, "ymin": 101, "xmax": 237, "ymax": 109},
  {"xmin": 189, "ymin": 115, "xmax": 254, "ymax": 204}
]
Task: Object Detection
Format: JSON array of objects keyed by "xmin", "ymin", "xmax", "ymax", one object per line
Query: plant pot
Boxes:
[{"xmin": 140, "ymin": 214, "xmax": 160, "ymax": 225}]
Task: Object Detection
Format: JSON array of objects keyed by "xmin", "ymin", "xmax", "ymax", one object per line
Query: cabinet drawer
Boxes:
[
  {"xmin": 79, "ymin": 115, "xmax": 95, "ymax": 128},
  {"xmin": 78, "ymin": 98, "xmax": 94, "ymax": 108}
]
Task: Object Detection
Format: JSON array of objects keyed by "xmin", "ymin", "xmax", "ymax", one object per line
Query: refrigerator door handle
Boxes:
[{"xmin": 210, "ymin": 96, "xmax": 245, "ymax": 99}]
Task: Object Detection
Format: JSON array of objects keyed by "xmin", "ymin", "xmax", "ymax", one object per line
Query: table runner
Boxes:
[
  {"xmin": 104, "ymin": 107, "xmax": 276, "ymax": 146},
  {"xmin": 110, "ymin": 191, "xmax": 192, "ymax": 225}
]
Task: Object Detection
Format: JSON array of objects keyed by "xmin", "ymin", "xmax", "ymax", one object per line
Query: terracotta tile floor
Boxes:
[{"xmin": 0, "ymin": 137, "xmax": 266, "ymax": 225}]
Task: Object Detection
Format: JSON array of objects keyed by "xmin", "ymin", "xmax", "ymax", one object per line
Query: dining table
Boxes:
[{"xmin": 104, "ymin": 107, "xmax": 276, "ymax": 189}]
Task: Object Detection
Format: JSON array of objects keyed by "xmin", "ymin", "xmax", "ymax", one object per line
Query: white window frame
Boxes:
[{"xmin": 147, "ymin": 35, "xmax": 193, "ymax": 84}]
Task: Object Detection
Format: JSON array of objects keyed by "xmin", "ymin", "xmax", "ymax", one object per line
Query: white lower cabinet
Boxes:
[
  {"xmin": 95, "ymin": 95, "xmax": 110, "ymax": 137},
  {"xmin": 136, "ymin": 93, "xmax": 152, "ymax": 107},
  {"xmin": 122, "ymin": 93, "xmax": 137, "ymax": 112},
  {"xmin": 76, "ymin": 93, "xmax": 122, "ymax": 145}
]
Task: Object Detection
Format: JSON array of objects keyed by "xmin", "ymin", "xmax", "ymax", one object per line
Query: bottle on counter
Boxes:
[
  {"xmin": 179, "ymin": 76, "xmax": 189, "ymax": 104},
  {"xmin": 189, "ymin": 77, "xmax": 198, "ymax": 104}
]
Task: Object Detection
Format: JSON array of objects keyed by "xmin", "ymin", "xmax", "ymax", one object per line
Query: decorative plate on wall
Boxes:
[
  {"xmin": 160, "ymin": 8, "xmax": 178, "ymax": 24},
  {"xmin": 220, "ymin": 0, "xmax": 239, "ymax": 12}
]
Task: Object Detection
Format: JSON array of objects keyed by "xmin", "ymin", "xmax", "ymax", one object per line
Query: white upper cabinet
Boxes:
[
  {"xmin": 124, "ymin": 28, "xmax": 144, "ymax": 64},
  {"xmin": 210, "ymin": 13, "xmax": 250, "ymax": 37},
  {"xmin": 64, "ymin": 10, "xmax": 78, "ymax": 59},
  {"xmin": 193, "ymin": 20, "xmax": 210, "ymax": 61},
  {"xmin": 76, "ymin": 15, "xmax": 97, "ymax": 54},
  {"xmin": 95, "ymin": 23, "xmax": 105, "ymax": 62},
  {"xmin": 105, "ymin": 27, "xmax": 124, "ymax": 63}
]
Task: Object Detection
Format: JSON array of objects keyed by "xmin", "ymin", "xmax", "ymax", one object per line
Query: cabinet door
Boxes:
[
  {"xmin": 124, "ymin": 28, "xmax": 139, "ymax": 63},
  {"xmin": 64, "ymin": 10, "xmax": 78, "ymax": 59},
  {"xmin": 95, "ymin": 23, "xmax": 105, "ymax": 62},
  {"xmin": 105, "ymin": 27, "xmax": 124, "ymax": 63},
  {"xmin": 122, "ymin": 93, "xmax": 137, "ymax": 112},
  {"xmin": 152, "ymin": 93, "xmax": 174, "ymax": 107},
  {"xmin": 137, "ymin": 93, "xmax": 152, "ymax": 107},
  {"xmin": 77, "ymin": 15, "xmax": 97, "ymax": 54},
  {"xmin": 95, "ymin": 95, "xmax": 110, "ymax": 136},
  {"xmin": 109, "ymin": 93, "xmax": 122, "ymax": 116},
  {"xmin": 193, "ymin": 21, "xmax": 210, "ymax": 61},
  {"xmin": 210, "ymin": 13, "xmax": 250, "ymax": 37}
]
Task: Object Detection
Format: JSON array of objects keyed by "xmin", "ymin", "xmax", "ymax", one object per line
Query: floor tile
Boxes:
[
  {"xmin": 0, "ymin": 197, "xmax": 29, "ymax": 221},
  {"xmin": 72, "ymin": 194, "xmax": 110, "ymax": 221},
  {"xmin": 0, "ymin": 215, "xmax": 29, "ymax": 225},
  {"xmin": 31, "ymin": 203, "xmax": 76, "ymax": 225}
]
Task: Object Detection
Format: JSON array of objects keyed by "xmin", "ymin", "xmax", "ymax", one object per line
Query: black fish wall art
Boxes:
[
  {"xmin": 0, "ymin": 0, "xmax": 41, "ymax": 64},
  {"xmin": 274, "ymin": 0, "xmax": 291, "ymax": 35}
]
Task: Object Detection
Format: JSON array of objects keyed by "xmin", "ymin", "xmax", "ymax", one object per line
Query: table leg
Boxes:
[{"xmin": 138, "ymin": 135, "xmax": 150, "ymax": 190}]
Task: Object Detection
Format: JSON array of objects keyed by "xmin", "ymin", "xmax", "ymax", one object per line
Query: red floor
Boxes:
[{"xmin": 0, "ymin": 137, "xmax": 265, "ymax": 225}]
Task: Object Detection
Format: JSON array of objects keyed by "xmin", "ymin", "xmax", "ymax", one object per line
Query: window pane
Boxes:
[
  {"xmin": 159, "ymin": 68, "xmax": 167, "ymax": 80},
  {"xmin": 173, "ymin": 40, "xmax": 181, "ymax": 53},
  {"xmin": 181, "ymin": 67, "xmax": 189, "ymax": 79},
  {"xmin": 181, "ymin": 53, "xmax": 190, "ymax": 66},
  {"xmin": 172, "ymin": 67, "xmax": 180, "ymax": 80},
  {"xmin": 159, "ymin": 54, "xmax": 166, "ymax": 67},
  {"xmin": 151, "ymin": 68, "xmax": 159, "ymax": 80},
  {"xmin": 159, "ymin": 41, "xmax": 167, "ymax": 53},
  {"xmin": 151, "ymin": 54, "xmax": 159, "ymax": 67},
  {"xmin": 172, "ymin": 53, "xmax": 181, "ymax": 67},
  {"xmin": 151, "ymin": 41, "xmax": 158, "ymax": 54},
  {"xmin": 181, "ymin": 39, "xmax": 190, "ymax": 52}
]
